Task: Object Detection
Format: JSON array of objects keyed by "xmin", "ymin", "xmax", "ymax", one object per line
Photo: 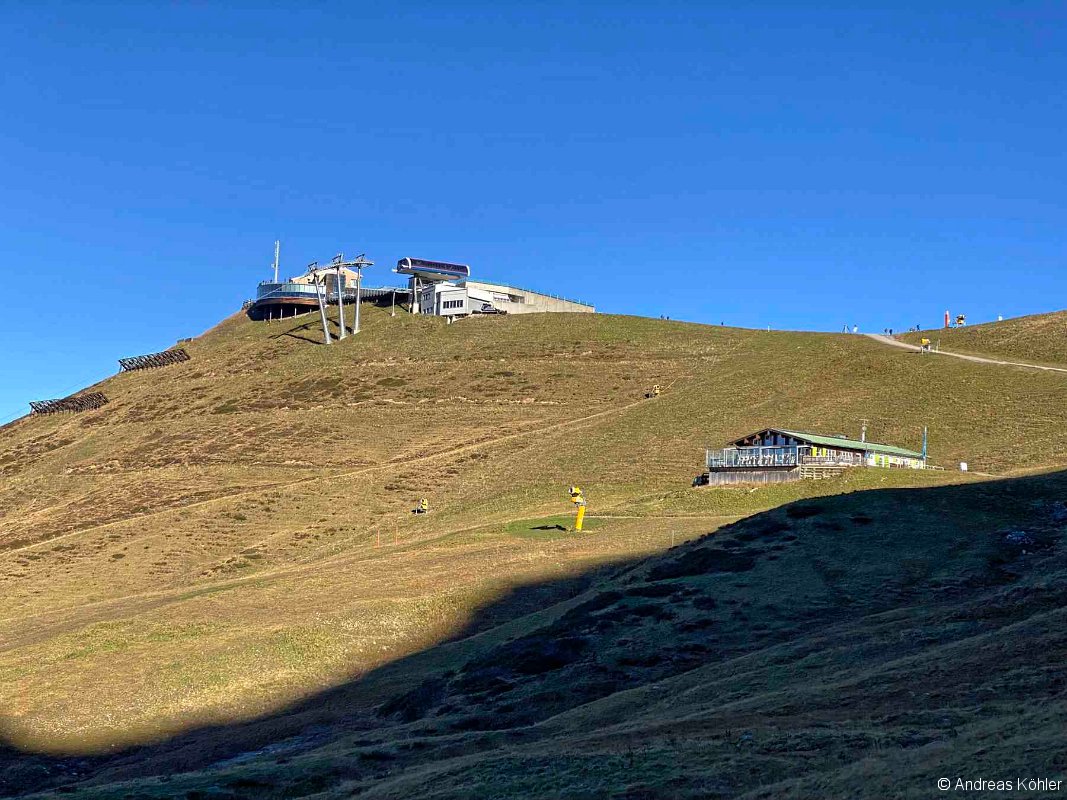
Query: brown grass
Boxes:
[
  {"xmin": 900, "ymin": 309, "xmax": 1067, "ymax": 367},
  {"xmin": 0, "ymin": 305, "xmax": 1065, "ymax": 797}
]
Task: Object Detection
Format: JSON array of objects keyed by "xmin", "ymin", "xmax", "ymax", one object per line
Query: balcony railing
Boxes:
[
  {"xmin": 256, "ymin": 281, "xmax": 321, "ymax": 299},
  {"xmin": 255, "ymin": 281, "xmax": 409, "ymax": 304},
  {"xmin": 802, "ymin": 452, "xmax": 863, "ymax": 466},
  {"xmin": 706, "ymin": 446, "xmax": 864, "ymax": 470},
  {"xmin": 707, "ymin": 446, "xmax": 800, "ymax": 469}
]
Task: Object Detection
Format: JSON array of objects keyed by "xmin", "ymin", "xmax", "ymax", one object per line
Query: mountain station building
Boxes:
[
  {"xmin": 398, "ymin": 258, "xmax": 594, "ymax": 317},
  {"xmin": 246, "ymin": 253, "xmax": 595, "ymax": 321}
]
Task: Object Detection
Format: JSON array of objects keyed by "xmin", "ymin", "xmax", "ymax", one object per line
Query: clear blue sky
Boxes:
[{"xmin": 2, "ymin": 2, "xmax": 1065, "ymax": 419}]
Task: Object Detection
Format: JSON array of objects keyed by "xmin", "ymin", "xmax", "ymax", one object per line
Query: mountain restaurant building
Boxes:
[{"xmin": 701, "ymin": 428, "xmax": 927, "ymax": 485}]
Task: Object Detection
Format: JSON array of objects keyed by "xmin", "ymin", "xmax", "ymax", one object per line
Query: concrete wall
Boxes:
[
  {"xmin": 703, "ymin": 469, "xmax": 802, "ymax": 486},
  {"xmin": 462, "ymin": 280, "xmax": 594, "ymax": 314}
]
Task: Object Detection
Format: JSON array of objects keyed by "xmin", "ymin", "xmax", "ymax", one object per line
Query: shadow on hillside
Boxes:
[
  {"xmin": 2, "ymin": 469, "xmax": 1066, "ymax": 797},
  {"xmin": 263, "ymin": 299, "xmax": 409, "ymax": 346},
  {"xmin": 267, "ymin": 318, "xmax": 335, "ymax": 345},
  {"xmin": 276, "ymin": 330, "xmax": 328, "ymax": 345}
]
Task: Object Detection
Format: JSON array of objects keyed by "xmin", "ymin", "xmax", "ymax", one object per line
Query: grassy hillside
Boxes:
[
  {"xmin": 900, "ymin": 309, "xmax": 1067, "ymax": 367},
  {"xmin": 5, "ymin": 469, "xmax": 1066, "ymax": 799},
  {"xmin": 1, "ymin": 305, "xmax": 1066, "ymax": 796}
]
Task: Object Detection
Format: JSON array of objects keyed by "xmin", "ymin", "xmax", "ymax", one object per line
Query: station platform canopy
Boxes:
[{"xmin": 395, "ymin": 257, "xmax": 470, "ymax": 282}]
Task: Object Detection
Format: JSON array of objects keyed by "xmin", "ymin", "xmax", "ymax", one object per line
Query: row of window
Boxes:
[{"xmin": 442, "ymin": 299, "xmax": 465, "ymax": 310}]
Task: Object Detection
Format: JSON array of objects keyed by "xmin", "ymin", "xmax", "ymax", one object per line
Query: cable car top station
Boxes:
[{"xmin": 247, "ymin": 244, "xmax": 594, "ymax": 325}]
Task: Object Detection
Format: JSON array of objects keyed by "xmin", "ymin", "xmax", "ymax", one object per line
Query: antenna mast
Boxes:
[
  {"xmin": 273, "ymin": 240, "xmax": 280, "ymax": 283},
  {"xmin": 859, "ymin": 418, "xmax": 869, "ymax": 443}
]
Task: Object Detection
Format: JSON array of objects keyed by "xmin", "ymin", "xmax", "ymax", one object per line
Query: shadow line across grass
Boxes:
[{"xmin": 2, "ymin": 468, "xmax": 1066, "ymax": 799}]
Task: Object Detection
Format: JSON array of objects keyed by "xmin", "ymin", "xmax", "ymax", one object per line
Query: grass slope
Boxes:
[
  {"xmin": 1, "ymin": 305, "xmax": 1065, "ymax": 796},
  {"xmin": 5, "ymin": 469, "xmax": 1067, "ymax": 799},
  {"xmin": 901, "ymin": 309, "xmax": 1067, "ymax": 367}
]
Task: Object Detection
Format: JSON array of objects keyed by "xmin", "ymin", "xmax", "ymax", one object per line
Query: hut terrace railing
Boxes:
[
  {"xmin": 707, "ymin": 446, "xmax": 800, "ymax": 469},
  {"xmin": 706, "ymin": 446, "xmax": 864, "ymax": 470},
  {"xmin": 801, "ymin": 452, "xmax": 864, "ymax": 466}
]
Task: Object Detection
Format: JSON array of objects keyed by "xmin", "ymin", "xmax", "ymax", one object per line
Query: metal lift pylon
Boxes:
[
  {"xmin": 329, "ymin": 252, "xmax": 373, "ymax": 336},
  {"xmin": 310, "ymin": 261, "xmax": 332, "ymax": 345}
]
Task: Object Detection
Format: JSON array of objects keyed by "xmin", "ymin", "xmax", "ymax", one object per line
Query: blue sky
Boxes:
[{"xmin": 2, "ymin": 2, "xmax": 1065, "ymax": 418}]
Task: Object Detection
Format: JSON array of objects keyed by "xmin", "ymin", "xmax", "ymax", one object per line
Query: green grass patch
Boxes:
[{"xmin": 505, "ymin": 514, "xmax": 605, "ymax": 538}]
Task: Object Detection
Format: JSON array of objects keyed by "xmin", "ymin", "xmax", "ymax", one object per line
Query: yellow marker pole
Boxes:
[{"xmin": 568, "ymin": 486, "xmax": 586, "ymax": 532}]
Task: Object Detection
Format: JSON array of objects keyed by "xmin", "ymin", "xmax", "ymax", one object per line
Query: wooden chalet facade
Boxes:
[{"xmin": 701, "ymin": 428, "xmax": 926, "ymax": 485}]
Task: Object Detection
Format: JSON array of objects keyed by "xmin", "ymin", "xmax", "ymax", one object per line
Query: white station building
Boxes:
[{"xmin": 397, "ymin": 258, "xmax": 595, "ymax": 318}]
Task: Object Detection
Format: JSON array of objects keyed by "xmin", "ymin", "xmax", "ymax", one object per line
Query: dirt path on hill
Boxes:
[
  {"xmin": 0, "ymin": 511, "xmax": 734, "ymax": 650},
  {"xmin": 863, "ymin": 333, "xmax": 1067, "ymax": 374},
  {"xmin": 0, "ymin": 394, "xmax": 661, "ymax": 557}
]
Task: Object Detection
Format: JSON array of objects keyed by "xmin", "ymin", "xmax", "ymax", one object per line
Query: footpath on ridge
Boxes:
[{"xmin": 863, "ymin": 333, "xmax": 1067, "ymax": 374}]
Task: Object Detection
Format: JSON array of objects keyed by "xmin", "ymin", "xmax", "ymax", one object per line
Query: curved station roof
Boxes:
[{"xmin": 395, "ymin": 257, "xmax": 471, "ymax": 282}]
